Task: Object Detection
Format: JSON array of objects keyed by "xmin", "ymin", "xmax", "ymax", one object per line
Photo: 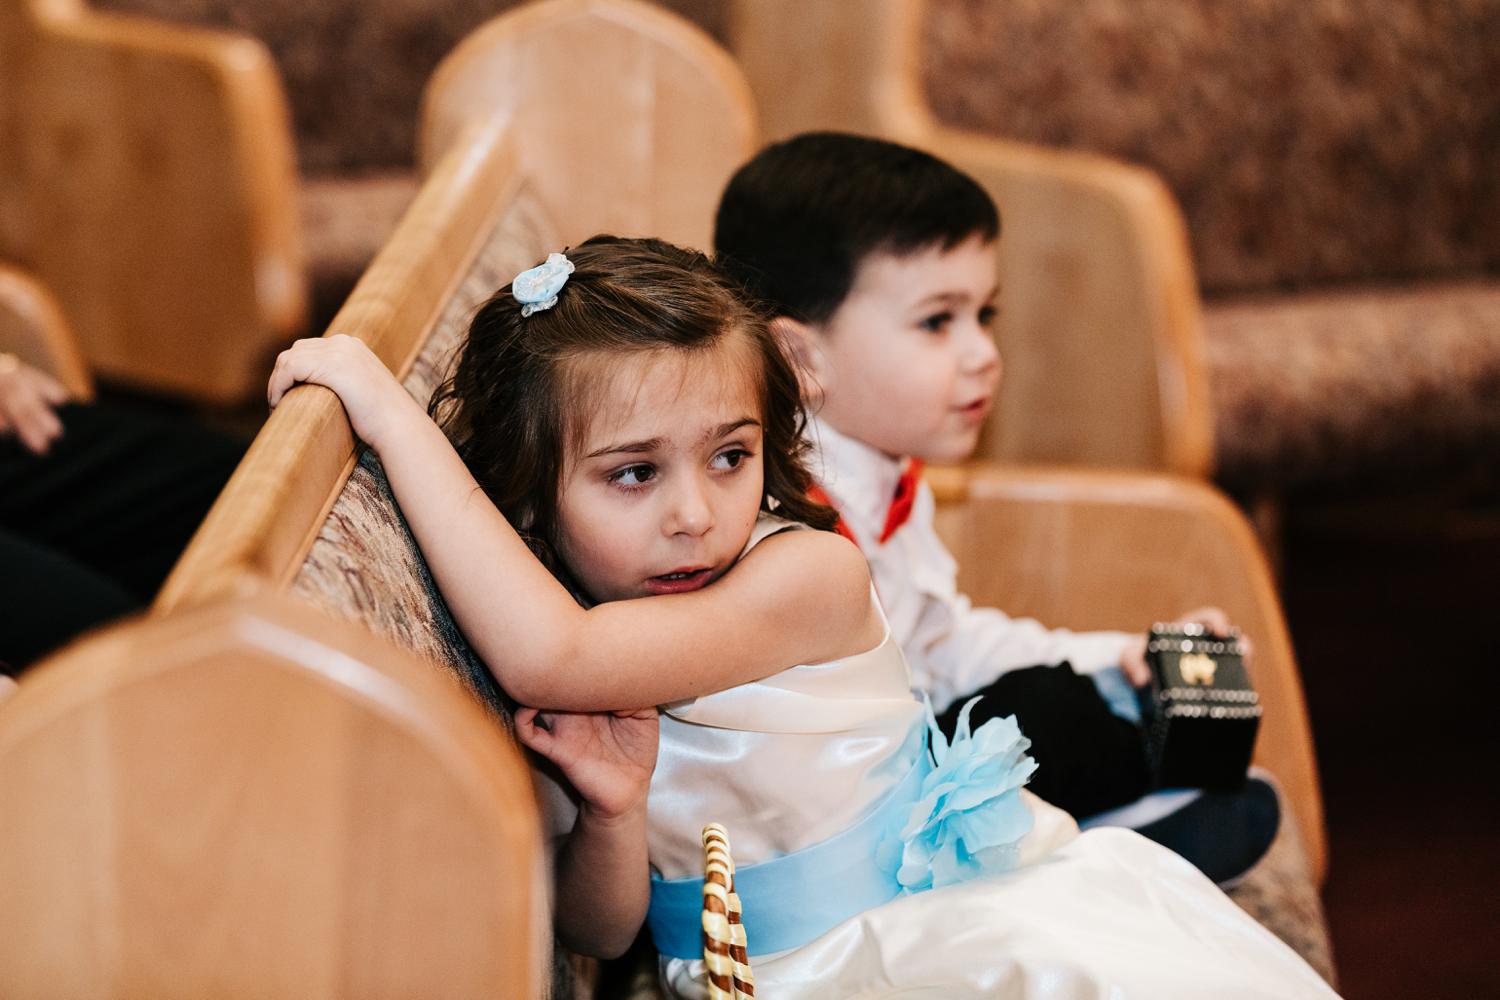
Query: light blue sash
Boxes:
[{"xmin": 647, "ymin": 739, "xmax": 930, "ymax": 959}]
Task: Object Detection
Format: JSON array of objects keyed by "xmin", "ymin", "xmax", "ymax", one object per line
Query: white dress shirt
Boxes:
[{"xmin": 807, "ymin": 418, "xmax": 1133, "ymax": 713}]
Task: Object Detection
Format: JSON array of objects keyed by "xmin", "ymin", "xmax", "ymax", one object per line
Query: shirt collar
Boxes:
[{"xmin": 806, "ymin": 417, "xmax": 905, "ymax": 536}]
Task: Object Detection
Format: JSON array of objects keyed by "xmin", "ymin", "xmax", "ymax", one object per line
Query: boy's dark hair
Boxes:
[
  {"xmin": 430, "ymin": 235, "xmax": 837, "ymax": 585},
  {"xmin": 714, "ymin": 131, "xmax": 1000, "ymax": 324}
]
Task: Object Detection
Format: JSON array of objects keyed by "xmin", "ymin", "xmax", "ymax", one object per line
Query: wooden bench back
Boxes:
[
  {"xmin": 156, "ymin": 0, "xmax": 755, "ymax": 645},
  {"xmin": 930, "ymin": 464, "xmax": 1325, "ymax": 878},
  {"xmin": 421, "ymin": 0, "xmax": 755, "ymax": 253},
  {"xmin": 0, "ymin": 0, "xmax": 304, "ymax": 403},
  {"xmin": 0, "ymin": 594, "xmax": 544, "ymax": 999}
]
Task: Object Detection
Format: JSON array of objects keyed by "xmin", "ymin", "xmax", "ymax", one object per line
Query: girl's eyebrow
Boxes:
[
  {"xmin": 710, "ymin": 417, "xmax": 762, "ymax": 440},
  {"xmin": 585, "ymin": 437, "xmax": 663, "ymax": 459},
  {"xmin": 585, "ymin": 418, "xmax": 762, "ymax": 459}
]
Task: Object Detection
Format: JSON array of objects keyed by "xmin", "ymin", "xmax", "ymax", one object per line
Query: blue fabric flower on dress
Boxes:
[
  {"xmin": 883, "ymin": 696, "xmax": 1037, "ymax": 893},
  {"xmin": 511, "ymin": 252, "xmax": 575, "ymax": 317}
]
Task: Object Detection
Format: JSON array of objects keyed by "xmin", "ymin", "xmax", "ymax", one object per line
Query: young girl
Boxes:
[{"xmin": 269, "ymin": 237, "xmax": 1336, "ymax": 998}]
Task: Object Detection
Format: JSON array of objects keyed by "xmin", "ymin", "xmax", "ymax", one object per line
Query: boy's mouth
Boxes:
[
  {"xmin": 644, "ymin": 567, "xmax": 714, "ymax": 595},
  {"xmin": 957, "ymin": 396, "xmax": 992, "ymax": 424}
]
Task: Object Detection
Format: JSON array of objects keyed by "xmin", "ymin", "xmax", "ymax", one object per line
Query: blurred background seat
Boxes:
[{"xmin": 1, "ymin": 0, "xmax": 305, "ymax": 404}]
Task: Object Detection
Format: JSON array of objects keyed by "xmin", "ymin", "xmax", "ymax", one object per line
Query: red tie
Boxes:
[
  {"xmin": 879, "ymin": 458, "xmax": 924, "ymax": 544},
  {"xmin": 807, "ymin": 458, "xmax": 924, "ymax": 548}
]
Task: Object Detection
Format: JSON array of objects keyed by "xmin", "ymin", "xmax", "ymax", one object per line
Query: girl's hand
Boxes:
[
  {"xmin": 515, "ymin": 706, "xmax": 660, "ymax": 822},
  {"xmin": 267, "ymin": 335, "xmax": 417, "ymax": 451},
  {"xmin": 1120, "ymin": 606, "xmax": 1252, "ymax": 687},
  {"xmin": 0, "ymin": 353, "xmax": 69, "ymax": 455}
]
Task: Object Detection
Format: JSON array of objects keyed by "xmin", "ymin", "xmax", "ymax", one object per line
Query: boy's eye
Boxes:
[
  {"xmin": 978, "ymin": 304, "xmax": 999, "ymax": 328},
  {"xmin": 919, "ymin": 312, "xmax": 953, "ymax": 334},
  {"xmin": 712, "ymin": 448, "xmax": 750, "ymax": 471},
  {"xmin": 608, "ymin": 463, "xmax": 656, "ymax": 487}
]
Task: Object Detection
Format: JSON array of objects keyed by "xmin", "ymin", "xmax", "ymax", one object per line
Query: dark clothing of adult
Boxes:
[{"xmin": 1, "ymin": 402, "xmax": 243, "ymax": 672}]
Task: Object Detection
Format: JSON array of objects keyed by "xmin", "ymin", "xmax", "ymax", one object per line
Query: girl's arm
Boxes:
[
  {"xmin": 518, "ymin": 707, "xmax": 657, "ymax": 959},
  {"xmin": 269, "ymin": 337, "xmax": 881, "ymax": 710}
]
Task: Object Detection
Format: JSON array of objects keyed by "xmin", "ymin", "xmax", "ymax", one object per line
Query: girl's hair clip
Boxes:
[{"xmin": 512, "ymin": 252, "xmax": 575, "ymax": 317}]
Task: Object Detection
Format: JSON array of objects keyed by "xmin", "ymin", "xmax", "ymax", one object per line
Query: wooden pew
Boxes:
[
  {"xmin": 929, "ymin": 464, "xmax": 1325, "ymax": 880},
  {"xmin": 0, "ymin": 0, "xmax": 304, "ymax": 403},
  {"xmin": 153, "ymin": 0, "xmax": 1331, "ymax": 988},
  {"xmin": 0, "ymin": 593, "xmax": 544, "ymax": 999},
  {"xmin": 152, "ymin": 1, "xmax": 756, "ymax": 994},
  {"xmin": 728, "ymin": 0, "xmax": 1213, "ymax": 478}
]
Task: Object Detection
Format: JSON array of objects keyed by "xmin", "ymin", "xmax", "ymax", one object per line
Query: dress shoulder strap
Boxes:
[{"xmin": 740, "ymin": 511, "xmax": 808, "ymax": 557}]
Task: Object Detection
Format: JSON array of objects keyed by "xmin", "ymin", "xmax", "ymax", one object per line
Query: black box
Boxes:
[{"xmin": 1145, "ymin": 624, "xmax": 1260, "ymax": 791}]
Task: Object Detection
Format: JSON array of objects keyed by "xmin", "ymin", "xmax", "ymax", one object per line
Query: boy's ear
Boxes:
[{"xmin": 769, "ymin": 316, "xmax": 827, "ymax": 406}]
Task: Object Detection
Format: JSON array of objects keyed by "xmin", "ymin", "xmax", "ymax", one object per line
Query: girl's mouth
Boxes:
[{"xmin": 645, "ymin": 567, "xmax": 714, "ymax": 595}]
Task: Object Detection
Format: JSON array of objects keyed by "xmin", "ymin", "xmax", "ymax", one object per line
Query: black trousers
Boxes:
[
  {"xmin": 0, "ymin": 402, "xmax": 244, "ymax": 672},
  {"xmin": 936, "ymin": 662, "xmax": 1152, "ymax": 819}
]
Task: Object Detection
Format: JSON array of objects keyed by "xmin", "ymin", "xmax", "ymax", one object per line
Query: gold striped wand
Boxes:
[{"xmin": 701, "ymin": 823, "xmax": 754, "ymax": 998}]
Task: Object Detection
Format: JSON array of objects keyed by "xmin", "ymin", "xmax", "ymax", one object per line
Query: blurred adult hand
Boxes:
[{"xmin": 0, "ymin": 353, "xmax": 69, "ymax": 455}]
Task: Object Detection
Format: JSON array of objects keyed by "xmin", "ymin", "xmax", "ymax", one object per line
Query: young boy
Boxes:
[{"xmin": 714, "ymin": 132, "xmax": 1278, "ymax": 883}]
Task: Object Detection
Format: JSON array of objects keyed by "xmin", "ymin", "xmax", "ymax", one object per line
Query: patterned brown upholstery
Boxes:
[
  {"xmin": 918, "ymin": 0, "xmax": 1500, "ymax": 491},
  {"xmin": 921, "ymin": 0, "xmax": 1500, "ymax": 296},
  {"xmin": 1208, "ymin": 281, "xmax": 1500, "ymax": 490}
]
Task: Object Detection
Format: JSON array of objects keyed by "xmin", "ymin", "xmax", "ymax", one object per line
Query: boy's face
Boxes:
[{"xmin": 797, "ymin": 235, "xmax": 1000, "ymax": 463}]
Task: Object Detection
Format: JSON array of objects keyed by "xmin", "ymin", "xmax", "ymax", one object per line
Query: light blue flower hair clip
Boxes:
[{"xmin": 511, "ymin": 252, "xmax": 575, "ymax": 317}]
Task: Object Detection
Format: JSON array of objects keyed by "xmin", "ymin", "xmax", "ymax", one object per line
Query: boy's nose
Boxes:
[{"xmin": 962, "ymin": 323, "xmax": 1001, "ymax": 376}]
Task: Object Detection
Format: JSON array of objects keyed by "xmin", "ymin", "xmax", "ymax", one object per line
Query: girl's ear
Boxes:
[{"xmin": 770, "ymin": 316, "xmax": 828, "ymax": 408}]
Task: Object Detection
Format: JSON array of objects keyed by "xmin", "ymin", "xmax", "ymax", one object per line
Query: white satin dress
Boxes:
[{"xmin": 645, "ymin": 516, "xmax": 1338, "ymax": 999}]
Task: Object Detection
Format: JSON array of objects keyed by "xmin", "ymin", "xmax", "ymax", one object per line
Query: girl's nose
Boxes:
[{"xmin": 666, "ymin": 476, "xmax": 714, "ymax": 537}]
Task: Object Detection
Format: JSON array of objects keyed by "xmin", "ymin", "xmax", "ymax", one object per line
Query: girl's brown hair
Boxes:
[{"xmin": 429, "ymin": 235, "xmax": 837, "ymax": 579}]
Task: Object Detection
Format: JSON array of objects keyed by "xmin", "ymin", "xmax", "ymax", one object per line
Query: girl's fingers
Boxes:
[
  {"xmin": 268, "ymin": 340, "xmax": 324, "ymax": 407},
  {"xmin": 513, "ymin": 707, "xmax": 557, "ymax": 754}
]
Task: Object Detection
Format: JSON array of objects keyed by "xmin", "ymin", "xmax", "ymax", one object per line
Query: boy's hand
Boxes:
[
  {"xmin": 0, "ymin": 353, "xmax": 69, "ymax": 455},
  {"xmin": 515, "ymin": 706, "xmax": 660, "ymax": 822},
  {"xmin": 1120, "ymin": 606, "xmax": 1251, "ymax": 688},
  {"xmin": 267, "ymin": 334, "xmax": 419, "ymax": 452}
]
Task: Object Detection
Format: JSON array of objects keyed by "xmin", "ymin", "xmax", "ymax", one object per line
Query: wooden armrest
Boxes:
[
  {"xmin": 927, "ymin": 129, "xmax": 1213, "ymax": 477},
  {"xmin": 0, "ymin": 593, "xmax": 544, "ymax": 997},
  {"xmin": 12, "ymin": 4, "xmax": 304, "ymax": 402},
  {"xmin": 0, "ymin": 265, "xmax": 92, "ymax": 399},
  {"xmin": 929, "ymin": 462, "xmax": 1325, "ymax": 881}
]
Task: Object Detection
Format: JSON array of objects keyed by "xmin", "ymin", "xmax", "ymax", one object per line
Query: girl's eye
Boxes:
[
  {"xmin": 978, "ymin": 304, "xmax": 999, "ymax": 328},
  {"xmin": 608, "ymin": 463, "xmax": 656, "ymax": 488},
  {"xmin": 712, "ymin": 448, "xmax": 750, "ymax": 471},
  {"xmin": 919, "ymin": 312, "xmax": 953, "ymax": 334}
]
